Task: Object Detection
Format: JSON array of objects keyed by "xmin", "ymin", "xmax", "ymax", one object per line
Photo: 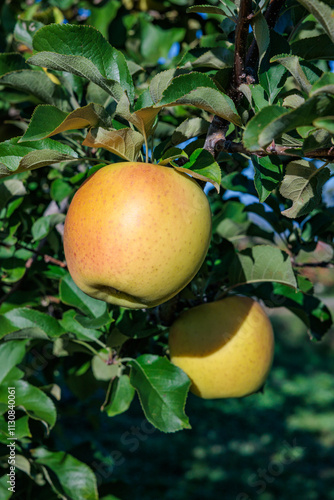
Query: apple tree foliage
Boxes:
[{"xmin": 0, "ymin": 0, "xmax": 333, "ymax": 497}]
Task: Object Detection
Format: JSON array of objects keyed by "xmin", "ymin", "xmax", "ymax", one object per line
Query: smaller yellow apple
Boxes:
[{"xmin": 169, "ymin": 296, "xmax": 274, "ymax": 399}]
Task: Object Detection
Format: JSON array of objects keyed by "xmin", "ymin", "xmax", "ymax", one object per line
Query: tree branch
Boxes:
[
  {"xmin": 265, "ymin": 0, "xmax": 286, "ymax": 30},
  {"xmin": 203, "ymin": 116, "xmax": 230, "ymax": 157},
  {"xmin": 215, "ymin": 140, "xmax": 334, "ymax": 160},
  {"xmin": 204, "ymin": 0, "xmax": 253, "ymax": 158},
  {"xmin": 246, "ymin": 0, "xmax": 286, "ymax": 70},
  {"xmin": 230, "ymin": 0, "xmax": 253, "ymax": 100}
]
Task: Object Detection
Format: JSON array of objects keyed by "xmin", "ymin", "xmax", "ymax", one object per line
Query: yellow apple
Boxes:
[
  {"xmin": 63, "ymin": 162, "xmax": 211, "ymax": 309},
  {"xmin": 169, "ymin": 296, "xmax": 274, "ymax": 398}
]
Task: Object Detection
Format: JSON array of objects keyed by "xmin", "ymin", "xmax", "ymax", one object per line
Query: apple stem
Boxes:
[
  {"xmin": 100, "ymin": 377, "xmax": 115, "ymax": 411},
  {"xmin": 144, "ymin": 135, "xmax": 149, "ymax": 163}
]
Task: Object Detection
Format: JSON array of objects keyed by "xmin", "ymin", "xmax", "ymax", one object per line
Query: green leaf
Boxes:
[
  {"xmin": 295, "ymin": 241, "xmax": 333, "ymax": 266},
  {"xmin": 59, "ymin": 274, "xmax": 108, "ymax": 318},
  {"xmin": 171, "ymin": 118, "xmax": 209, "ymax": 146},
  {"xmin": 0, "ymin": 53, "xmax": 28, "ymax": 76},
  {"xmin": 219, "ymin": 0, "xmax": 238, "ymax": 15},
  {"xmin": 188, "ymin": 1, "xmax": 237, "ymax": 17},
  {"xmin": 252, "ymin": 11, "xmax": 270, "ymax": 68},
  {"xmin": 243, "ymin": 105, "xmax": 287, "ymax": 151},
  {"xmin": 155, "ymin": 73, "xmax": 241, "ymax": 126},
  {"xmin": 29, "ymin": 24, "xmax": 134, "ymax": 103},
  {"xmin": 303, "ymin": 128, "xmax": 332, "ymax": 153},
  {"xmin": 252, "ymin": 155, "xmax": 283, "ymax": 202},
  {"xmin": 172, "ymin": 148, "xmax": 221, "ymax": 192},
  {"xmin": 182, "ymin": 47, "xmax": 234, "ymax": 69},
  {"xmin": 50, "ymin": 178, "xmax": 73, "ymax": 202},
  {"xmin": 244, "ymin": 95, "xmax": 334, "ymax": 150},
  {"xmin": 14, "ymin": 19, "xmax": 44, "ymax": 50},
  {"xmin": 82, "ymin": 127, "xmax": 144, "ymax": 162},
  {"xmin": 0, "ymin": 137, "xmax": 78, "ymax": 178},
  {"xmin": 158, "ymin": 72, "xmax": 217, "ymax": 100},
  {"xmin": 228, "ymin": 245, "xmax": 297, "ymax": 289},
  {"xmin": 296, "ymin": 0, "xmax": 334, "ymax": 44},
  {"xmin": 31, "ymin": 213, "xmax": 65, "ymax": 241},
  {"xmin": 256, "ymin": 282, "xmax": 332, "ymax": 340},
  {"xmin": 0, "ymin": 70, "xmax": 67, "ymax": 109},
  {"xmin": 221, "ymin": 171, "xmax": 257, "ymax": 195},
  {"xmin": 291, "ymin": 34, "xmax": 334, "ymax": 60},
  {"xmin": 59, "ymin": 310, "xmax": 103, "ymax": 342},
  {"xmin": 0, "ymin": 380, "xmax": 57, "ymax": 428},
  {"xmin": 283, "ymin": 94, "xmax": 305, "ymax": 109},
  {"xmin": 214, "ymin": 201, "xmax": 250, "ymax": 241},
  {"xmin": 91, "ymin": 352, "xmax": 119, "ymax": 381},
  {"xmin": 20, "ymin": 103, "xmax": 112, "ymax": 142},
  {"xmin": 271, "ymin": 54, "xmax": 312, "ymax": 94},
  {"xmin": 0, "ymin": 415, "xmax": 31, "ymax": 441},
  {"xmin": 187, "ymin": 4, "xmax": 235, "ymax": 16},
  {"xmin": 75, "ymin": 309, "xmax": 113, "ymax": 330},
  {"xmin": 1, "ymin": 254, "xmax": 26, "ymax": 285},
  {"xmin": 105, "ymin": 374, "xmax": 135, "ymax": 416},
  {"xmin": 245, "ymin": 202, "xmax": 289, "ymax": 234},
  {"xmin": 1, "ymin": 367, "xmax": 24, "ymax": 385},
  {"xmin": 83, "ymin": 0, "xmax": 120, "ymax": 39},
  {"xmin": 139, "ymin": 19, "xmax": 186, "ymax": 66},
  {"xmin": 34, "ymin": 448, "xmax": 98, "ymax": 500},
  {"xmin": 279, "ymin": 160, "xmax": 330, "ymax": 218},
  {"xmin": 129, "ymin": 354, "xmax": 191, "ymax": 433},
  {"xmin": 150, "ymin": 68, "xmax": 190, "ymax": 104},
  {"xmin": 100, "ymin": 496, "xmax": 122, "ymax": 500},
  {"xmin": 310, "ymin": 72, "xmax": 334, "ymax": 96},
  {"xmin": 313, "ymin": 116, "xmax": 334, "ymax": 133},
  {"xmin": 158, "ymin": 147, "xmax": 188, "ymax": 166},
  {"xmin": 0, "ymin": 179, "xmax": 26, "ymax": 209},
  {"xmin": 116, "ymin": 93, "xmax": 159, "ymax": 139},
  {"xmin": 115, "ymin": 309, "xmax": 161, "ymax": 339},
  {"xmin": 259, "ymin": 63, "xmax": 287, "ymax": 104},
  {"xmin": 0, "ymin": 308, "xmax": 64, "ymax": 340},
  {"xmin": 0, "ymin": 340, "xmax": 28, "ymax": 384},
  {"xmin": 0, "ymin": 474, "xmax": 14, "ymax": 499},
  {"xmin": 249, "ymin": 84, "xmax": 271, "ymax": 111},
  {"xmin": 13, "ymin": 454, "xmax": 32, "ymax": 476}
]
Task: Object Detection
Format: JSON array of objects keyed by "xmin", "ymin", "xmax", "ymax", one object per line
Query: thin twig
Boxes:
[
  {"xmin": 0, "ymin": 241, "xmax": 67, "ymax": 268},
  {"xmin": 293, "ymin": 262, "xmax": 334, "ymax": 268}
]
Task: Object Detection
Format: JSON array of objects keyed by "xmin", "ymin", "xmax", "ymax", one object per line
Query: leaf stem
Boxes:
[
  {"xmin": 118, "ymin": 356, "xmax": 134, "ymax": 364},
  {"xmin": 100, "ymin": 377, "xmax": 114, "ymax": 411},
  {"xmin": 144, "ymin": 135, "xmax": 149, "ymax": 163},
  {"xmin": 66, "ymin": 157, "xmax": 106, "ymax": 164},
  {"xmin": 71, "ymin": 339, "xmax": 107, "ymax": 358}
]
